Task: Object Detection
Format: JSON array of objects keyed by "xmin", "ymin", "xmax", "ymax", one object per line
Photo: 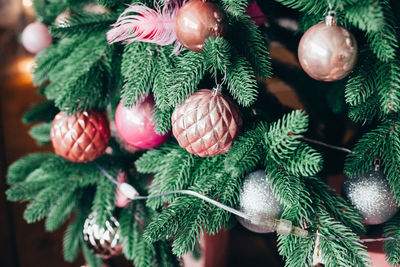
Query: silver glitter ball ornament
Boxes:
[
  {"xmin": 83, "ymin": 213, "xmax": 123, "ymax": 259},
  {"xmin": 237, "ymin": 170, "xmax": 284, "ymax": 233},
  {"xmin": 343, "ymin": 170, "xmax": 399, "ymax": 225},
  {"xmin": 298, "ymin": 13, "xmax": 358, "ymax": 81}
]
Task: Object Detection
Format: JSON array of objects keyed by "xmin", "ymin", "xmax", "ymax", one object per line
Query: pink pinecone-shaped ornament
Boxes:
[
  {"xmin": 172, "ymin": 89, "xmax": 242, "ymax": 157},
  {"xmin": 50, "ymin": 111, "xmax": 110, "ymax": 162}
]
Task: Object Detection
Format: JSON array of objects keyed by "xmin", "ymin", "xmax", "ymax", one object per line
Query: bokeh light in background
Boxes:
[{"xmin": 22, "ymin": 0, "xmax": 32, "ymax": 7}]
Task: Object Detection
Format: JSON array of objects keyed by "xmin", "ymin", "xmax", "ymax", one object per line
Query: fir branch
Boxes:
[
  {"xmin": 23, "ymin": 181, "xmax": 77, "ymax": 223},
  {"xmin": 135, "ymin": 143, "xmax": 178, "ymax": 173},
  {"xmin": 378, "ymin": 60, "xmax": 400, "ymax": 115},
  {"xmin": 383, "ymin": 213, "xmax": 400, "ymax": 266},
  {"xmin": 146, "ymin": 148, "xmax": 196, "ymax": 209},
  {"xmin": 32, "ymin": 38, "xmax": 79, "ymax": 86},
  {"xmin": 317, "ymin": 209, "xmax": 370, "ymax": 267},
  {"xmin": 203, "ymin": 37, "xmax": 232, "ymax": 76},
  {"xmin": 306, "ymin": 177, "xmax": 365, "ymax": 234},
  {"xmin": 63, "ymin": 211, "xmax": 87, "ymax": 262},
  {"xmin": 348, "ymin": 94, "xmax": 381, "ymax": 122},
  {"xmin": 29, "ymin": 122, "xmax": 52, "ymax": 145},
  {"xmin": 225, "ymin": 54, "xmax": 258, "ymax": 107},
  {"xmin": 6, "ymin": 153, "xmax": 55, "ymax": 184},
  {"xmin": 152, "ymin": 106, "xmax": 173, "ymax": 134},
  {"xmin": 366, "ymin": 1, "xmax": 399, "ymax": 62},
  {"xmin": 50, "ymin": 12, "xmax": 118, "ymax": 38},
  {"xmin": 381, "ymin": 121, "xmax": 400, "ymax": 202},
  {"xmin": 120, "ymin": 204, "xmax": 140, "ymax": 260},
  {"xmin": 345, "ymin": 54, "xmax": 380, "ymax": 107},
  {"xmin": 344, "ymin": 122, "xmax": 391, "ymax": 177},
  {"xmin": 23, "ymin": 101, "xmax": 58, "ymax": 124},
  {"xmin": 152, "ymin": 46, "xmax": 177, "ymax": 111},
  {"xmin": 344, "ymin": 0, "xmax": 385, "ymax": 32},
  {"xmin": 273, "ymin": 0, "xmax": 328, "ymax": 15},
  {"xmin": 45, "ymin": 189, "xmax": 81, "ymax": 232},
  {"xmin": 285, "ymin": 143, "xmax": 323, "ymax": 177},
  {"xmin": 44, "ymin": 34, "xmax": 113, "ymax": 113},
  {"xmin": 82, "ymin": 242, "xmax": 103, "ymax": 267},
  {"xmin": 224, "ymin": 122, "xmax": 268, "ymax": 178},
  {"xmin": 120, "ymin": 42, "xmax": 156, "ymax": 107},
  {"xmin": 220, "ymin": 0, "xmax": 247, "ymax": 18},
  {"xmin": 120, "ymin": 203, "xmax": 157, "ymax": 266},
  {"xmin": 165, "ymin": 51, "xmax": 206, "ymax": 108},
  {"xmin": 280, "ymin": 236, "xmax": 314, "ymax": 267},
  {"xmin": 266, "ymin": 167, "xmax": 306, "ymax": 208},
  {"xmin": 155, "ymin": 241, "xmax": 180, "ymax": 267},
  {"xmin": 92, "ymin": 176, "xmax": 117, "ymax": 227},
  {"xmin": 230, "ymin": 17, "xmax": 272, "ymax": 80},
  {"xmin": 265, "ymin": 110, "xmax": 309, "ymax": 164},
  {"xmin": 6, "ymin": 172, "xmax": 56, "ymax": 202}
]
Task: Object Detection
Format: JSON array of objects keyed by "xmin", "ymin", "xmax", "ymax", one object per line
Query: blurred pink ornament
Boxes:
[
  {"xmin": 115, "ymin": 95, "xmax": 169, "ymax": 149},
  {"xmin": 21, "ymin": 22, "xmax": 53, "ymax": 54},
  {"xmin": 245, "ymin": 1, "xmax": 265, "ymax": 26},
  {"xmin": 367, "ymin": 241, "xmax": 391, "ymax": 267},
  {"xmin": 115, "ymin": 171, "xmax": 132, "ymax": 208}
]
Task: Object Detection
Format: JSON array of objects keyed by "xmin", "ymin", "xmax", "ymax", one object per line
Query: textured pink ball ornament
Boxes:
[
  {"xmin": 21, "ymin": 22, "xmax": 53, "ymax": 54},
  {"xmin": 172, "ymin": 89, "xmax": 242, "ymax": 157},
  {"xmin": 115, "ymin": 95, "xmax": 169, "ymax": 149},
  {"xmin": 50, "ymin": 111, "xmax": 110, "ymax": 163},
  {"xmin": 298, "ymin": 13, "xmax": 358, "ymax": 81},
  {"xmin": 175, "ymin": 0, "xmax": 227, "ymax": 52}
]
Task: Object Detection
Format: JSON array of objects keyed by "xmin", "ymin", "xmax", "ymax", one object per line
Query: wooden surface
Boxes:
[{"xmin": 0, "ymin": 23, "xmax": 285, "ymax": 267}]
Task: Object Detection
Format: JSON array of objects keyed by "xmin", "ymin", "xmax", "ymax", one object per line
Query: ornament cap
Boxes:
[{"xmin": 324, "ymin": 12, "xmax": 336, "ymax": 26}]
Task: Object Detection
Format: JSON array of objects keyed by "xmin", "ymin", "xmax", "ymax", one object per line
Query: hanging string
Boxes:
[
  {"xmin": 299, "ymin": 136, "xmax": 354, "ymax": 154},
  {"xmin": 93, "ymin": 162, "xmax": 400, "ymax": 243}
]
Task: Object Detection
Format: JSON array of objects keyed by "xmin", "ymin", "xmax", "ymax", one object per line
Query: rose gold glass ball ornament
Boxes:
[
  {"xmin": 171, "ymin": 89, "xmax": 242, "ymax": 157},
  {"xmin": 298, "ymin": 13, "xmax": 358, "ymax": 81},
  {"xmin": 175, "ymin": 0, "xmax": 227, "ymax": 52}
]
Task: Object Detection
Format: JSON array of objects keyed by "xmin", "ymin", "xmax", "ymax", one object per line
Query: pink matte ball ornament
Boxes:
[
  {"xmin": 115, "ymin": 95, "xmax": 169, "ymax": 149},
  {"xmin": 21, "ymin": 22, "xmax": 53, "ymax": 54}
]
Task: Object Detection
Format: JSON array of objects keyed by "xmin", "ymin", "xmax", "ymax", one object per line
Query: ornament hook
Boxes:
[{"xmin": 374, "ymin": 158, "xmax": 381, "ymax": 171}]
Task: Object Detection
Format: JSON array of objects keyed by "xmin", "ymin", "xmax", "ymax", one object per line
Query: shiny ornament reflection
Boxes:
[
  {"xmin": 21, "ymin": 22, "xmax": 53, "ymax": 54},
  {"xmin": 343, "ymin": 170, "xmax": 399, "ymax": 225},
  {"xmin": 171, "ymin": 89, "xmax": 241, "ymax": 157},
  {"xmin": 50, "ymin": 111, "xmax": 110, "ymax": 162},
  {"xmin": 115, "ymin": 95, "xmax": 169, "ymax": 149},
  {"xmin": 298, "ymin": 14, "xmax": 357, "ymax": 81},
  {"xmin": 237, "ymin": 170, "xmax": 284, "ymax": 233},
  {"xmin": 175, "ymin": 0, "xmax": 227, "ymax": 52},
  {"xmin": 83, "ymin": 213, "xmax": 122, "ymax": 259}
]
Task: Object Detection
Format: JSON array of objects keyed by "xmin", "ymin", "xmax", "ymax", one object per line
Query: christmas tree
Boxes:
[{"xmin": 7, "ymin": 0, "xmax": 400, "ymax": 266}]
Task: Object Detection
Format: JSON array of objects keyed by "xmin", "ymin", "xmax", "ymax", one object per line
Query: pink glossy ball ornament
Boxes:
[
  {"xmin": 298, "ymin": 13, "xmax": 357, "ymax": 81},
  {"xmin": 175, "ymin": 0, "xmax": 227, "ymax": 52},
  {"xmin": 115, "ymin": 96, "xmax": 169, "ymax": 149},
  {"xmin": 21, "ymin": 22, "xmax": 53, "ymax": 54}
]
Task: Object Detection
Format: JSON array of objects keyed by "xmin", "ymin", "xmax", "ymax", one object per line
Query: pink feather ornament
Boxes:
[{"xmin": 107, "ymin": 0, "xmax": 182, "ymax": 52}]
